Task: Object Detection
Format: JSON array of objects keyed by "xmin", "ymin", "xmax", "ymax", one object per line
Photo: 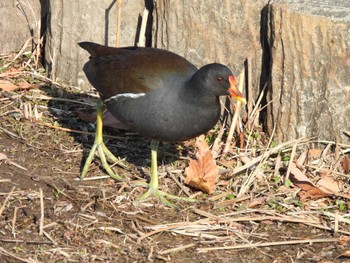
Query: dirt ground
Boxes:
[{"xmin": 1, "ymin": 55, "xmax": 350, "ymax": 263}]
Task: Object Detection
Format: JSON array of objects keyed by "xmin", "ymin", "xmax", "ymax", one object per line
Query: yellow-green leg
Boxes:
[
  {"xmin": 81, "ymin": 100, "xmax": 125, "ymax": 181},
  {"xmin": 134, "ymin": 140, "xmax": 196, "ymax": 208}
]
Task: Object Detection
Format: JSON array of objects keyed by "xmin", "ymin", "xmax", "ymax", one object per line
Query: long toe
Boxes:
[{"xmin": 81, "ymin": 141, "xmax": 124, "ymax": 181}]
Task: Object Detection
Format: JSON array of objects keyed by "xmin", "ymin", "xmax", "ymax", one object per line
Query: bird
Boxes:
[{"xmin": 78, "ymin": 42, "xmax": 246, "ymax": 207}]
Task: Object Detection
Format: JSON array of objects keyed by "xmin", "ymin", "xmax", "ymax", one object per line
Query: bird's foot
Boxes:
[
  {"xmin": 132, "ymin": 181, "xmax": 196, "ymax": 208},
  {"xmin": 81, "ymin": 141, "xmax": 126, "ymax": 181}
]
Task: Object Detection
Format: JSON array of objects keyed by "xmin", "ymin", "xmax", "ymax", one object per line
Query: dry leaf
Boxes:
[
  {"xmin": 184, "ymin": 135, "xmax": 219, "ymax": 194},
  {"xmin": 0, "ymin": 153, "xmax": 8, "ymax": 161},
  {"xmin": 308, "ymin": 148, "xmax": 323, "ymax": 159},
  {"xmin": 289, "ymin": 162, "xmax": 330, "ymax": 200},
  {"xmin": 77, "ymin": 110, "xmax": 130, "ymax": 130},
  {"xmin": 340, "ymin": 251, "xmax": 350, "ymax": 257},
  {"xmin": 0, "ymin": 80, "xmax": 39, "ymax": 91},
  {"xmin": 316, "ymin": 173, "xmax": 343, "ymax": 194},
  {"xmin": 17, "ymin": 81, "xmax": 39, "ymax": 90},
  {"xmin": 339, "ymin": 236, "xmax": 350, "ymax": 246},
  {"xmin": 343, "ymin": 156, "xmax": 350, "ymax": 174},
  {"xmin": 248, "ymin": 197, "xmax": 267, "ymax": 208},
  {"xmin": 0, "ymin": 80, "xmax": 17, "ymax": 91}
]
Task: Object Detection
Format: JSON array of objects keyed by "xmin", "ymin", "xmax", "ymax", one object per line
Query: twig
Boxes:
[
  {"xmin": 166, "ymin": 167, "xmax": 191, "ymax": 197},
  {"xmin": 116, "ymin": 0, "xmax": 122, "ymax": 47},
  {"xmin": 212, "ymin": 118, "xmax": 226, "ymax": 159},
  {"xmin": 137, "ymin": 8, "xmax": 149, "ymax": 47},
  {"xmin": 0, "ymin": 246, "xmax": 38, "ymax": 263},
  {"xmin": 223, "ymin": 69, "xmax": 245, "ymax": 155},
  {"xmin": 3, "ymin": 38, "xmax": 32, "ymax": 68},
  {"xmin": 32, "ymin": 120, "xmax": 125, "ymax": 140},
  {"xmin": 247, "ymin": 57, "xmax": 253, "ymax": 118},
  {"xmin": 233, "ymin": 138, "xmax": 309, "ymax": 175},
  {"xmin": 215, "ymin": 196, "xmax": 250, "ymax": 208},
  {"xmin": 39, "ymin": 188, "xmax": 44, "ymax": 235},
  {"xmin": 0, "ymin": 126, "xmax": 20, "ymax": 138},
  {"xmin": 197, "ymin": 238, "xmax": 339, "ymax": 253},
  {"xmin": 285, "ymin": 140, "xmax": 298, "ymax": 183},
  {"xmin": 43, "ymin": 231, "xmax": 57, "ymax": 246},
  {"xmin": 247, "ymin": 82, "xmax": 267, "ymax": 130},
  {"xmin": 159, "ymin": 243, "xmax": 196, "ymax": 255},
  {"xmin": 0, "ymin": 186, "xmax": 15, "ymax": 216},
  {"xmin": 12, "ymin": 206, "xmax": 25, "ymax": 237},
  {"xmin": 0, "ymin": 239, "xmax": 53, "ymax": 245}
]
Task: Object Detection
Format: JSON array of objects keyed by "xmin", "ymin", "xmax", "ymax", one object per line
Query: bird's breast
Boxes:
[{"xmin": 104, "ymin": 91, "xmax": 221, "ymax": 142}]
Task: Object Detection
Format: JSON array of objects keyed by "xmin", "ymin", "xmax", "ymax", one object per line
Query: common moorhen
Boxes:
[{"xmin": 79, "ymin": 42, "xmax": 246, "ymax": 207}]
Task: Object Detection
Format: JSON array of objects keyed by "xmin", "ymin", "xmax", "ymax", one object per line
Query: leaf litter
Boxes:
[{"xmin": 0, "ymin": 49, "xmax": 350, "ymax": 262}]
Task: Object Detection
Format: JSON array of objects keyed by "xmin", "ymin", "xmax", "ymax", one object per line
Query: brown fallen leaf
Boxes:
[
  {"xmin": 77, "ymin": 110, "xmax": 130, "ymax": 130},
  {"xmin": 0, "ymin": 80, "xmax": 39, "ymax": 91},
  {"xmin": 316, "ymin": 173, "xmax": 343, "ymax": 195},
  {"xmin": 184, "ymin": 135, "xmax": 219, "ymax": 194},
  {"xmin": 343, "ymin": 156, "xmax": 350, "ymax": 174},
  {"xmin": 17, "ymin": 81, "xmax": 40, "ymax": 90},
  {"xmin": 289, "ymin": 162, "xmax": 330, "ymax": 200},
  {"xmin": 339, "ymin": 236, "xmax": 350, "ymax": 246},
  {"xmin": 0, "ymin": 80, "xmax": 17, "ymax": 91},
  {"xmin": 0, "ymin": 153, "xmax": 8, "ymax": 161},
  {"xmin": 307, "ymin": 148, "xmax": 323, "ymax": 160}
]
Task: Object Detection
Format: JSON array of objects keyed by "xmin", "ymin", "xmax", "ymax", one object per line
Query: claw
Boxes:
[
  {"xmin": 80, "ymin": 100, "xmax": 125, "ymax": 181},
  {"xmin": 132, "ymin": 140, "xmax": 196, "ymax": 208}
]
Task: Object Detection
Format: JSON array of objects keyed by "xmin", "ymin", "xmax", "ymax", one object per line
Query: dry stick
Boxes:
[
  {"xmin": 39, "ymin": 188, "xmax": 44, "ymax": 235},
  {"xmin": 232, "ymin": 138, "xmax": 309, "ymax": 175},
  {"xmin": 0, "ymin": 186, "xmax": 15, "ymax": 217},
  {"xmin": 0, "ymin": 239, "xmax": 52, "ymax": 245},
  {"xmin": 24, "ymin": 94, "xmax": 96, "ymax": 106},
  {"xmin": 159, "ymin": 243, "xmax": 196, "ymax": 255},
  {"xmin": 137, "ymin": 8, "xmax": 149, "ymax": 47},
  {"xmin": 247, "ymin": 57, "xmax": 253, "ymax": 118},
  {"xmin": 334, "ymin": 210, "xmax": 339, "ymax": 237},
  {"xmin": 33, "ymin": 120, "xmax": 125, "ymax": 140},
  {"xmin": 215, "ymin": 196, "xmax": 250, "ymax": 208},
  {"xmin": 285, "ymin": 140, "xmax": 298, "ymax": 183},
  {"xmin": 192, "ymin": 208, "xmax": 219, "ymax": 219},
  {"xmin": 141, "ymin": 213, "xmax": 319, "ymax": 242},
  {"xmin": 0, "ymin": 246, "xmax": 37, "ymax": 263},
  {"xmin": 237, "ymin": 123, "xmax": 277, "ymax": 198},
  {"xmin": 246, "ymin": 82, "xmax": 268, "ymax": 131},
  {"xmin": 11, "ymin": 206, "xmax": 25, "ymax": 237},
  {"xmin": 166, "ymin": 167, "xmax": 192, "ymax": 197},
  {"xmin": 223, "ymin": 69, "xmax": 245, "ymax": 155},
  {"xmin": 42, "ymin": 231, "xmax": 57, "ymax": 246},
  {"xmin": 4, "ymin": 37, "xmax": 32, "ymax": 68},
  {"xmin": 305, "ymin": 164, "xmax": 350, "ymax": 179},
  {"xmin": 116, "ymin": 0, "xmax": 122, "ymax": 47},
  {"xmin": 211, "ymin": 116, "xmax": 226, "ymax": 159},
  {"xmin": 138, "ymin": 218, "xmax": 209, "ymax": 242},
  {"xmin": 197, "ymin": 237, "xmax": 339, "ymax": 253}
]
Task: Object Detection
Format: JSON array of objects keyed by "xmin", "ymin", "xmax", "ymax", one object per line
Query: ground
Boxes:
[{"xmin": 0, "ymin": 53, "xmax": 350, "ymax": 263}]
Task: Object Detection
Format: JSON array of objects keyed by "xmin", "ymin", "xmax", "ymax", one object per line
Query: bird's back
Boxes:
[{"xmin": 79, "ymin": 42, "xmax": 198, "ymax": 100}]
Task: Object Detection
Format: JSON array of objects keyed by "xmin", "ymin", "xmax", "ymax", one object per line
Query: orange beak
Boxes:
[{"xmin": 228, "ymin": 75, "xmax": 246, "ymax": 104}]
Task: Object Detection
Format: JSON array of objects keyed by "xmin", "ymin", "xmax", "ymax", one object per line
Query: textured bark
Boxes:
[
  {"xmin": 44, "ymin": 0, "xmax": 145, "ymax": 89},
  {"xmin": 267, "ymin": 1, "xmax": 350, "ymax": 143},
  {"xmin": 0, "ymin": 0, "xmax": 42, "ymax": 53},
  {"xmin": 154, "ymin": 0, "xmax": 269, "ymax": 95}
]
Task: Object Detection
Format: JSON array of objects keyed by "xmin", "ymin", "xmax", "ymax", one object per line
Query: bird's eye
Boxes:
[{"xmin": 216, "ymin": 77, "xmax": 222, "ymax": 82}]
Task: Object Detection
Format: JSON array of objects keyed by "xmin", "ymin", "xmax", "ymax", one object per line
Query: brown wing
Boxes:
[{"xmin": 79, "ymin": 42, "xmax": 198, "ymax": 100}]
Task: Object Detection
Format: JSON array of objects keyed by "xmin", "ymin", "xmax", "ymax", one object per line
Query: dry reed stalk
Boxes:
[
  {"xmin": 0, "ymin": 186, "xmax": 16, "ymax": 216},
  {"xmin": 223, "ymin": 69, "xmax": 245, "ymax": 155},
  {"xmin": 159, "ymin": 243, "xmax": 196, "ymax": 255},
  {"xmin": 137, "ymin": 8, "xmax": 149, "ymax": 47},
  {"xmin": 116, "ymin": 0, "xmax": 122, "ymax": 47},
  {"xmin": 197, "ymin": 237, "xmax": 340, "ymax": 253},
  {"xmin": 39, "ymin": 188, "xmax": 44, "ymax": 235}
]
